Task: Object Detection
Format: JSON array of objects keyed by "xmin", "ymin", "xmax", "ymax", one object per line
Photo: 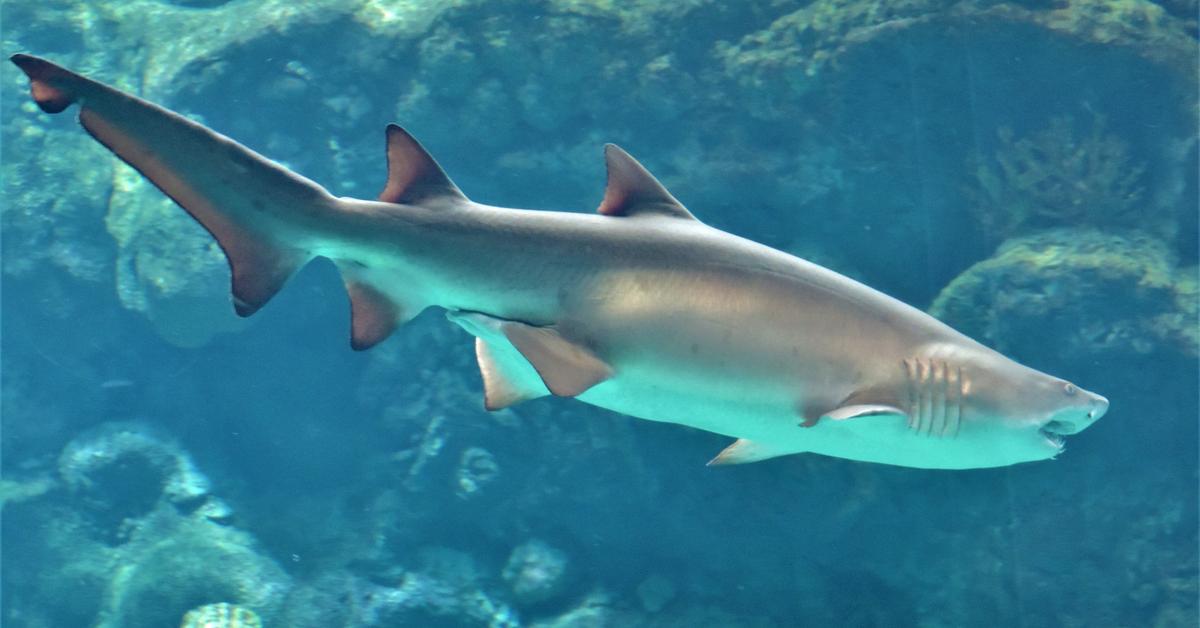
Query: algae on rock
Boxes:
[{"xmin": 930, "ymin": 229, "xmax": 1198, "ymax": 359}]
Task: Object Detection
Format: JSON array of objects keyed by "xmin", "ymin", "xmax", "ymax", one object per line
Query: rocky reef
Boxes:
[
  {"xmin": 1, "ymin": 0, "xmax": 1196, "ymax": 626},
  {"xmin": 931, "ymin": 229, "xmax": 1198, "ymax": 360},
  {"xmin": 3, "ymin": 422, "xmax": 290, "ymax": 627}
]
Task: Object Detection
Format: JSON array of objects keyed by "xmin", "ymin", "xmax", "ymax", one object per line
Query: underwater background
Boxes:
[{"xmin": 1, "ymin": 1, "xmax": 1197, "ymax": 626}]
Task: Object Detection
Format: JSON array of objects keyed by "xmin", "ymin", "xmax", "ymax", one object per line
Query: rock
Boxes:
[
  {"xmin": 0, "ymin": 475, "xmax": 55, "ymax": 508},
  {"xmin": 58, "ymin": 422, "xmax": 214, "ymax": 539},
  {"xmin": 502, "ymin": 539, "xmax": 571, "ymax": 607},
  {"xmin": 929, "ymin": 229, "xmax": 1197, "ymax": 360},
  {"xmin": 96, "ymin": 514, "xmax": 290, "ymax": 628},
  {"xmin": 530, "ymin": 590, "xmax": 618, "ymax": 628},
  {"xmin": 349, "ymin": 547, "xmax": 520, "ymax": 627},
  {"xmin": 456, "ymin": 446, "xmax": 500, "ymax": 499},
  {"xmin": 58, "ymin": 422, "xmax": 211, "ymax": 502}
]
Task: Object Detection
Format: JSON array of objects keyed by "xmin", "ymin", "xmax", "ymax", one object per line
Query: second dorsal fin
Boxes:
[
  {"xmin": 596, "ymin": 144, "xmax": 696, "ymax": 220},
  {"xmin": 378, "ymin": 124, "xmax": 466, "ymax": 205}
]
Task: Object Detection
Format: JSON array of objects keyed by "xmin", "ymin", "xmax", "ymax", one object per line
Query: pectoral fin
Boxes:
[
  {"xmin": 474, "ymin": 337, "xmax": 550, "ymax": 410},
  {"xmin": 707, "ymin": 439, "xmax": 791, "ymax": 466},
  {"xmin": 825, "ymin": 404, "xmax": 908, "ymax": 421}
]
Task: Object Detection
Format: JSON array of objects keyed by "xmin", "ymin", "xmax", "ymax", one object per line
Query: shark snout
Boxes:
[{"xmin": 1087, "ymin": 393, "xmax": 1109, "ymax": 422}]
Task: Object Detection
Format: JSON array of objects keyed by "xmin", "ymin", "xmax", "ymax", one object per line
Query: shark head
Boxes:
[{"xmin": 954, "ymin": 346, "xmax": 1109, "ymax": 460}]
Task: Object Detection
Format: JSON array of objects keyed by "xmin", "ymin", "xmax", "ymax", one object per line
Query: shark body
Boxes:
[{"xmin": 11, "ymin": 54, "xmax": 1108, "ymax": 469}]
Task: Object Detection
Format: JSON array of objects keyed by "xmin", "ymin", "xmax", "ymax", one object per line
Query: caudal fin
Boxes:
[{"xmin": 11, "ymin": 53, "xmax": 333, "ymax": 316}]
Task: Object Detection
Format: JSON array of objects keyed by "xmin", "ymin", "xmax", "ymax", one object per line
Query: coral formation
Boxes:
[
  {"xmin": 58, "ymin": 421, "xmax": 211, "ymax": 508},
  {"xmin": 720, "ymin": 0, "xmax": 1197, "ymax": 105},
  {"xmin": 968, "ymin": 114, "xmax": 1149, "ymax": 240},
  {"xmin": 930, "ymin": 229, "xmax": 1198, "ymax": 359},
  {"xmin": 502, "ymin": 539, "xmax": 572, "ymax": 607},
  {"xmin": 95, "ymin": 514, "xmax": 290, "ymax": 628},
  {"xmin": 2, "ymin": 422, "xmax": 291, "ymax": 627},
  {"xmin": 456, "ymin": 446, "xmax": 501, "ymax": 499}
]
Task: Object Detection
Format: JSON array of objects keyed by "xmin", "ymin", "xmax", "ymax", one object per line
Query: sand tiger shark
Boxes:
[{"xmin": 11, "ymin": 54, "xmax": 1108, "ymax": 469}]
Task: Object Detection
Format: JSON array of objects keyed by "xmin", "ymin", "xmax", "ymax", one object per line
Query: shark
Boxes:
[{"xmin": 10, "ymin": 54, "xmax": 1109, "ymax": 469}]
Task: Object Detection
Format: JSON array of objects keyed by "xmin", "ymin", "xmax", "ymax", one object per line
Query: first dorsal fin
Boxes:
[
  {"xmin": 597, "ymin": 144, "xmax": 696, "ymax": 220},
  {"xmin": 378, "ymin": 124, "xmax": 466, "ymax": 205}
]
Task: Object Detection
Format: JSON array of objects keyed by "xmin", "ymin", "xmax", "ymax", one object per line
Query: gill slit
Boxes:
[{"xmin": 903, "ymin": 357, "xmax": 968, "ymax": 438}]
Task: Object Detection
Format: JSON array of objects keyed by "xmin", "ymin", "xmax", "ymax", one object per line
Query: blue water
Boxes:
[{"xmin": 2, "ymin": 2, "xmax": 1197, "ymax": 627}]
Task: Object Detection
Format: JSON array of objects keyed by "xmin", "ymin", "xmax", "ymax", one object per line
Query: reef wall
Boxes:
[{"xmin": 2, "ymin": 1, "xmax": 1196, "ymax": 626}]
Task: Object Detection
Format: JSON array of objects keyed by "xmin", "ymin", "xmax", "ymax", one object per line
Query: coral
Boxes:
[
  {"xmin": 180, "ymin": 602, "xmax": 262, "ymax": 628},
  {"xmin": 456, "ymin": 446, "xmax": 501, "ymax": 499},
  {"xmin": 96, "ymin": 514, "xmax": 291, "ymax": 628},
  {"xmin": 352, "ymin": 547, "xmax": 520, "ymax": 627},
  {"xmin": 929, "ymin": 229, "xmax": 1198, "ymax": 359},
  {"xmin": 0, "ymin": 124, "xmax": 114, "ymax": 283},
  {"xmin": 3, "ymin": 422, "xmax": 287, "ymax": 627},
  {"xmin": 58, "ymin": 421, "xmax": 212, "ymax": 510},
  {"xmin": 968, "ymin": 114, "xmax": 1149, "ymax": 239},
  {"xmin": 502, "ymin": 539, "xmax": 572, "ymax": 607},
  {"xmin": 1032, "ymin": 0, "xmax": 1198, "ymax": 74},
  {"xmin": 720, "ymin": 0, "xmax": 1196, "ymax": 107},
  {"xmin": 717, "ymin": 0, "xmax": 945, "ymax": 102},
  {"xmin": 55, "ymin": 424, "xmax": 290, "ymax": 626}
]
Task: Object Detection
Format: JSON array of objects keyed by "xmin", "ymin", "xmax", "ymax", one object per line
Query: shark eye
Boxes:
[{"xmin": 1063, "ymin": 383, "xmax": 1077, "ymax": 396}]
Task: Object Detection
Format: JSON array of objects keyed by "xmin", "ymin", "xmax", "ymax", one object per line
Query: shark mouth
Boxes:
[{"xmin": 1039, "ymin": 420, "xmax": 1075, "ymax": 449}]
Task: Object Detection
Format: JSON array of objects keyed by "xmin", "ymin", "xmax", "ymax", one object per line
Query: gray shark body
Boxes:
[{"xmin": 12, "ymin": 54, "xmax": 1108, "ymax": 469}]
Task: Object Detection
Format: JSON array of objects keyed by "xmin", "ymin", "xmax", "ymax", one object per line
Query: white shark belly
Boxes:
[{"xmin": 576, "ymin": 366, "xmax": 796, "ymax": 439}]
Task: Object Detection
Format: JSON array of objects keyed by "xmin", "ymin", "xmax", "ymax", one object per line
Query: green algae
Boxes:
[{"xmin": 721, "ymin": 0, "xmax": 1196, "ymax": 98}]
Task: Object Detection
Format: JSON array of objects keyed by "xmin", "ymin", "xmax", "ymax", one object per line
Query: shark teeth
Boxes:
[{"xmin": 1039, "ymin": 427, "xmax": 1066, "ymax": 450}]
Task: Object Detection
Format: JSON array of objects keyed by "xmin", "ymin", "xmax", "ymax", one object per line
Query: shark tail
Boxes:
[{"xmin": 10, "ymin": 53, "xmax": 332, "ymax": 317}]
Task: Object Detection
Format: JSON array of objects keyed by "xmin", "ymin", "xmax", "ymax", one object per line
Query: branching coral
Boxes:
[{"xmin": 969, "ymin": 114, "xmax": 1147, "ymax": 239}]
